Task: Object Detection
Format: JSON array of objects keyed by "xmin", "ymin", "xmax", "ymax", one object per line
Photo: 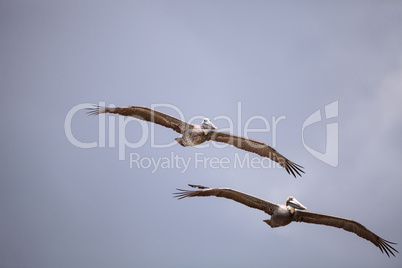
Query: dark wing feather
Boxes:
[
  {"xmin": 87, "ymin": 105, "xmax": 193, "ymax": 134},
  {"xmin": 206, "ymin": 131, "xmax": 304, "ymax": 177},
  {"xmin": 293, "ymin": 210, "xmax": 398, "ymax": 257},
  {"xmin": 173, "ymin": 184, "xmax": 278, "ymax": 215}
]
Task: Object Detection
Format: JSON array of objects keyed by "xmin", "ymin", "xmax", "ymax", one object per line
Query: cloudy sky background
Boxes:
[{"xmin": 1, "ymin": 1, "xmax": 402, "ymax": 267}]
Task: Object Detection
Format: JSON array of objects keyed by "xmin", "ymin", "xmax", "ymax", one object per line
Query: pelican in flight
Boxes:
[
  {"xmin": 87, "ymin": 105, "xmax": 304, "ymax": 177},
  {"xmin": 174, "ymin": 184, "xmax": 398, "ymax": 257}
]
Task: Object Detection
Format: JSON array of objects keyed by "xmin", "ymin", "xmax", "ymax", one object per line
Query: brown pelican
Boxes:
[
  {"xmin": 174, "ymin": 184, "xmax": 398, "ymax": 257},
  {"xmin": 87, "ymin": 105, "xmax": 304, "ymax": 177}
]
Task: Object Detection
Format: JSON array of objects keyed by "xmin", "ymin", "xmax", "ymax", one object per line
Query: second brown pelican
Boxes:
[
  {"xmin": 174, "ymin": 184, "xmax": 398, "ymax": 257},
  {"xmin": 87, "ymin": 105, "xmax": 304, "ymax": 177}
]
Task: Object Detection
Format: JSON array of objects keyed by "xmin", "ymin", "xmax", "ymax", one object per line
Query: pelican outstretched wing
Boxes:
[
  {"xmin": 206, "ymin": 131, "xmax": 304, "ymax": 177},
  {"xmin": 173, "ymin": 184, "xmax": 278, "ymax": 215},
  {"xmin": 293, "ymin": 210, "xmax": 398, "ymax": 257},
  {"xmin": 87, "ymin": 105, "xmax": 193, "ymax": 134}
]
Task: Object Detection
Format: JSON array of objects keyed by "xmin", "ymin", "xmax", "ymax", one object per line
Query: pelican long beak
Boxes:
[
  {"xmin": 288, "ymin": 198, "xmax": 307, "ymax": 210},
  {"xmin": 210, "ymin": 122, "xmax": 217, "ymax": 129}
]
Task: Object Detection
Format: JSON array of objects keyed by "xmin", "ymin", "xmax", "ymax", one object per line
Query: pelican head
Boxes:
[
  {"xmin": 286, "ymin": 196, "xmax": 307, "ymax": 214},
  {"xmin": 201, "ymin": 118, "xmax": 217, "ymax": 130}
]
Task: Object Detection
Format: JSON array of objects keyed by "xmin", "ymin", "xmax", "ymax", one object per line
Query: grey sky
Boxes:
[{"xmin": 1, "ymin": 1, "xmax": 402, "ymax": 267}]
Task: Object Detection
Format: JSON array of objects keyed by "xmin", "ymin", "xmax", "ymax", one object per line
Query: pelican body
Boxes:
[
  {"xmin": 87, "ymin": 105, "xmax": 304, "ymax": 177},
  {"xmin": 174, "ymin": 184, "xmax": 398, "ymax": 257},
  {"xmin": 266, "ymin": 196, "xmax": 307, "ymax": 228},
  {"xmin": 175, "ymin": 118, "xmax": 217, "ymax": 147}
]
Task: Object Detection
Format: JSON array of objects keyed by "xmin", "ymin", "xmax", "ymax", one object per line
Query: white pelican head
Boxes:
[
  {"xmin": 286, "ymin": 196, "xmax": 307, "ymax": 214},
  {"xmin": 201, "ymin": 118, "xmax": 217, "ymax": 130}
]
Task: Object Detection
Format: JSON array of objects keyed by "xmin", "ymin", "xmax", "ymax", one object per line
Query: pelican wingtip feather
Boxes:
[
  {"xmin": 173, "ymin": 185, "xmax": 214, "ymax": 200},
  {"xmin": 173, "ymin": 188, "xmax": 196, "ymax": 200},
  {"xmin": 285, "ymin": 160, "xmax": 305, "ymax": 178},
  {"xmin": 86, "ymin": 105, "xmax": 107, "ymax": 116},
  {"xmin": 378, "ymin": 238, "xmax": 398, "ymax": 257}
]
